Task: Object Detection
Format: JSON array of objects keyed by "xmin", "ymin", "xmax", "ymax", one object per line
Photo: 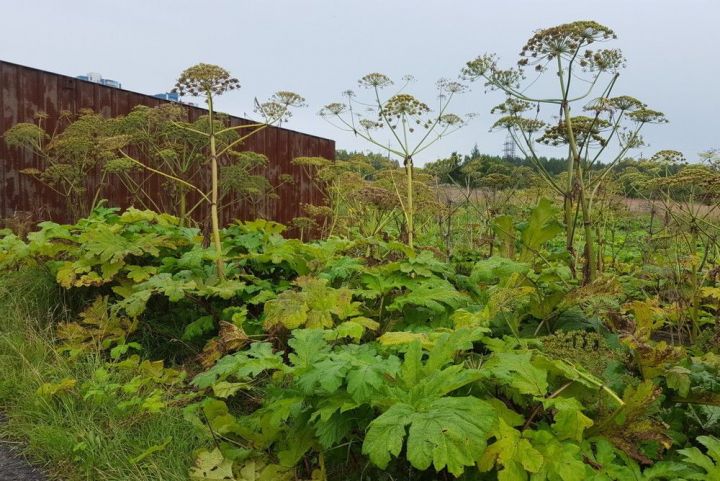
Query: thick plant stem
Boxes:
[
  {"xmin": 210, "ymin": 142, "xmax": 224, "ymax": 279},
  {"xmin": 558, "ymin": 54, "xmax": 594, "ymax": 283},
  {"xmin": 207, "ymin": 95, "xmax": 225, "ymax": 280},
  {"xmin": 558, "ymin": 55, "xmax": 581, "ymax": 277},
  {"xmin": 405, "ymin": 155, "xmax": 414, "ymax": 249},
  {"xmin": 563, "ymin": 192, "xmax": 576, "ymax": 276},
  {"xmin": 576, "ymin": 173, "xmax": 596, "ymax": 283}
]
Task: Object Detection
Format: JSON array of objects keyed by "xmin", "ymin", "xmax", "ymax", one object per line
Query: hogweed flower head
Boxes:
[
  {"xmin": 358, "ymin": 73, "xmax": 393, "ymax": 89},
  {"xmin": 383, "ymin": 94, "xmax": 431, "ymax": 118},
  {"xmin": 436, "ymin": 78, "xmax": 468, "ymax": 94},
  {"xmin": 272, "ymin": 91, "xmax": 307, "ymax": 109},
  {"xmin": 173, "ymin": 63, "xmax": 240, "ymax": 97},
  {"xmin": 537, "ymin": 116, "xmax": 611, "ymax": 146},
  {"xmin": 255, "ymin": 91, "xmax": 306, "ymax": 124},
  {"xmin": 439, "ymin": 113, "xmax": 463, "ymax": 127},
  {"xmin": 519, "ymin": 21, "xmax": 616, "ymax": 64},
  {"xmin": 492, "ymin": 116, "xmax": 546, "ymax": 133},
  {"xmin": 579, "ymin": 49, "xmax": 626, "ymax": 72},
  {"xmin": 628, "ymin": 108, "xmax": 667, "ymax": 124},
  {"xmin": 491, "ymin": 98, "xmax": 533, "ymax": 115},
  {"xmin": 359, "ymin": 119, "xmax": 382, "ymax": 131},
  {"xmin": 610, "ymin": 96, "xmax": 645, "ymax": 111},
  {"xmin": 650, "ymin": 149, "xmax": 686, "ymax": 165},
  {"xmin": 320, "ymin": 103, "xmax": 347, "ymax": 116},
  {"xmin": 462, "ymin": 54, "xmax": 498, "ymax": 79}
]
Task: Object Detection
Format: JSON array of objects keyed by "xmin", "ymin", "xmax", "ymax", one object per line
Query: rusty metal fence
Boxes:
[{"xmin": 0, "ymin": 60, "xmax": 334, "ymax": 229}]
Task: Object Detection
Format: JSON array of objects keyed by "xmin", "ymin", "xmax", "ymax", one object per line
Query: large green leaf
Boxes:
[
  {"xmin": 363, "ymin": 396, "xmax": 497, "ymax": 476},
  {"xmin": 192, "ymin": 342, "xmax": 285, "ymax": 389},
  {"xmin": 525, "ymin": 429, "xmax": 588, "ymax": 481},
  {"xmin": 484, "ymin": 351, "xmax": 549, "ymax": 397},
  {"xmin": 362, "ymin": 403, "xmax": 413, "ymax": 470},
  {"xmin": 478, "ymin": 419, "xmax": 543, "ymax": 479},
  {"xmin": 493, "ymin": 215, "xmax": 516, "ymax": 258},
  {"xmin": 263, "ymin": 277, "xmax": 359, "ymax": 330},
  {"xmin": 678, "ymin": 435, "xmax": 720, "ymax": 478},
  {"xmin": 387, "ymin": 278, "xmax": 467, "ymax": 314},
  {"xmin": 519, "ymin": 198, "xmax": 563, "ymax": 261},
  {"xmin": 263, "ymin": 290, "xmax": 308, "ymax": 329},
  {"xmin": 543, "ymin": 397, "xmax": 593, "ymax": 442},
  {"xmin": 471, "ymin": 257, "xmax": 530, "ymax": 285}
]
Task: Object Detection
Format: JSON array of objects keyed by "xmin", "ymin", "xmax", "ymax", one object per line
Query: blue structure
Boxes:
[
  {"xmin": 76, "ymin": 72, "xmax": 181, "ymax": 101},
  {"xmin": 76, "ymin": 72, "xmax": 121, "ymax": 89},
  {"xmin": 153, "ymin": 92, "xmax": 180, "ymax": 102},
  {"xmin": 101, "ymin": 78, "xmax": 121, "ymax": 88}
]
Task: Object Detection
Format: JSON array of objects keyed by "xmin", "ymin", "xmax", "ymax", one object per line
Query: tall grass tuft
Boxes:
[{"xmin": 0, "ymin": 268, "xmax": 206, "ymax": 481}]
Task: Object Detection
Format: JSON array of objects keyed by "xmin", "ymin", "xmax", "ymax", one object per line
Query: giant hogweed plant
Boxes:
[
  {"xmin": 619, "ymin": 150, "xmax": 720, "ymax": 343},
  {"xmin": 4, "ymin": 109, "xmax": 122, "ymax": 220},
  {"xmin": 117, "ymin": 63, "xmax": 305, "ymax": 279},
  {"xmin": 290, "ymin": 155, "xmax": 440, "ymax": 242},
  {"xmin": 291, "ymin": 156, "xmax": 395, "ymax": 240},
  {"xmin": 463, "ymin": 21, "xmax": 668, "ymax": 283},
  {"xmin": 320, "ymin": 74, "xmax": 468, "ymax": 248},
  {"xmin": 106, "ymin": 104, "xmax": 276, "ymax": 224}
]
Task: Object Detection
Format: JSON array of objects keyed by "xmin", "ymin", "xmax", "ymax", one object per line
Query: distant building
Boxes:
[
  {"xmin": 76, "ymin": 72, "xmax": 122, "ymax": 88},
  {"xmin": 153, "ymin": 92, "xmax": 180, "ymax": 102},
  {"xmin": 153, "ymin": 92, "xmax": 198, "ymax": 107},
  {"xmin": 101, "ymin": 78, "xmax": 121, "ymax": 88}
]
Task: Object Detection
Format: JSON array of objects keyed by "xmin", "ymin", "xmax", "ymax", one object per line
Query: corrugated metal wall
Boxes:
[{"xmin": 0, "ymin": 60, "xmax": 334, "ymax": 229}]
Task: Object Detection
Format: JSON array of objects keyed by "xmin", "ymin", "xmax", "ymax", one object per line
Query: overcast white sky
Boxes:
[{"xmin": 1, "ymin": 0, "xmax": 718, "ymax": 165}]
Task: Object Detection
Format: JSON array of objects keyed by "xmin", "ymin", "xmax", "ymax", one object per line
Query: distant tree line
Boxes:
[
  {"xmin": 423, "ymin": 143, "xmax": 615, "ymax": 186},
  {"xmin": 336, "ymin": 146, "xmax": 719, "ymax": 204},
  {"xmin": 335, "ymin": 149, "xmax": 399, "ymax": 175}
]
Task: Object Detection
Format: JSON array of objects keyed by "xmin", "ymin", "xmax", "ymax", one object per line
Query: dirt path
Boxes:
[{"xmin": 0, "ymin": 442, "xmax": 47, "ymax": 481}]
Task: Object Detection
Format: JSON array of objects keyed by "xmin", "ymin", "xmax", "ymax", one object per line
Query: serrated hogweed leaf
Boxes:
[
  {"xmin": 362, "ymin": 403, "xmax": 413, "ymax": 469},
  {"xmin": 478, "ymin": 419, "xmax": 543, "ymax": 476},
  {"xmin": 363, "ymin": 396, "xmax": 497, "ymax": 476},
  {"xmin": 484, "ymin": 351, "xmax": 549, "ymax": 397},
  {"xmin": 543, "ymin": 397, "xmax": 594, "ymax": 442}
]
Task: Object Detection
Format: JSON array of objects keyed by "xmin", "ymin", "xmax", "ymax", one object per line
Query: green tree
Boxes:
[
  {"xmin": 424, "ymin": 151, "xmax": 463, "ymax": 183},
  {"xmin": 335, "ymin": 149, "xmax": 399, "ymax": 173}
]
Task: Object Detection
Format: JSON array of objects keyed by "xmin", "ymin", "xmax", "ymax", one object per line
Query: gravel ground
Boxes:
[
  {"xmin": 0, "ymin": 442, "xmax": 47, "ymax": 481},
  {"xmin": 0, "ymin": 414, "xmax": 48, "ymax": 481}
]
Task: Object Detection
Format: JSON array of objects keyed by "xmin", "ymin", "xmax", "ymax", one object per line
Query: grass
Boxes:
[{"xmin": 0, "ymin": 267, "xmax": 206, "ymax": 481}]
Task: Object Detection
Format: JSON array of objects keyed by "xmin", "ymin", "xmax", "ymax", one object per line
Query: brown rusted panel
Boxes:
[
  {"xmin": 0, "ymin": 60, "xmax": 334, "ymax": 235},
  {"xmin": 96, "ymin": 84, "xmax": 112, "ymax": 118},
  {"xmin": 275, "ymin": 127, "xmax": 291, "ymax": 222},
  {"xmin": 58, "ymin": 76, "xmax": 76, "ymax": 113},
  {"xmin": 0, "ymin": 62, "xmax": 5, "ymax": 218},
  {"xmin": 78, "ymin": 81, "xmax": 94, "ymax": 111},
  {"xmin": 2, "ymin": 63, "xmax": 22, "ymax": 216}
]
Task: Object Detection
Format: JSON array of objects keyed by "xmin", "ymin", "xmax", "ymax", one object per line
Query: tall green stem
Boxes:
[
  {"xmin": 576, "ymin": 172, "xmax": 597, "ymax": 282},
  {"xmin": 557, "ymin": 56, "xmax": 595, "ymax": 283},
  {"xmin": 405, "ymin": 155, "xmax": 414, "ymax": 249},
  {"xmin": 207, "ymin": 94, "xmax": 225, "ymax": 280}
]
